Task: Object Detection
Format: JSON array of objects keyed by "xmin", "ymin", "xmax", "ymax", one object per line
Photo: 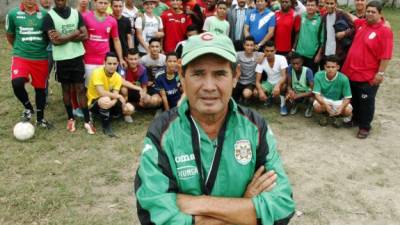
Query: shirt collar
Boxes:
[
  {"xmin": 235, "ymin": 4, "xmax": 248, "ymax": 10},
  {"xmin": 20, "ymin": 3, "xmax": 40, "ymax": 12}
]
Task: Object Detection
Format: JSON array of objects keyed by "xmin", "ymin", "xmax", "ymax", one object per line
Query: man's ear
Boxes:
[{"xmin": 233, "ymin": 64, "xmax": 240, "ymax": 88}]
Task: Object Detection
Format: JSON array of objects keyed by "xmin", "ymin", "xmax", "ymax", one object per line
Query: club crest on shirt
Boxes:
[
  {"xmin": 250, "ymin": 14, "xmax": 256, "ymax": 22},
  {"xmin": 106, "ymin": 27, "xmax": 111, "ymax": 33},
  {"xmin": 37, "ymin": 12, "xmax": 42, "ymax": 19},
  {"xmin": 369, "ymin": 32, "xmax": 377, "ymax": 40},
  {"xmin": 13, "ymin": 69, "xmax": 19, "ymax": 75},
  {"xmin": 234, "ymin": 140, "xmax": 252, "ymax": 165}
]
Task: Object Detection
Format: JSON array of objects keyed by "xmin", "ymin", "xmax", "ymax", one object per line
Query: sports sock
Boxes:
[
  {"xmin": 35, "ymin": 88, "xmax": 46, "ymax": 121},
  {"xmin": 64, "ymin": 104, "xmax": 74, "ymax": 120},
  {"xmin": 343, "ymin": 116, "xmax": 352, "ymax": 123},
  {"xmin": 82, "ymin": 108, "xmax": 90, "ymax": 123},
  {"xmin": 12, "ymin": 78, "xmax": 34, "ymax": 111},
  {"xmin": 280, "ymin": 95, "xmax": 286, "ymax": 107}
]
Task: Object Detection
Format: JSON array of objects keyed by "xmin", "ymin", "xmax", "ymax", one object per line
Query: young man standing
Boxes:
[
  {"xmin": 77, "ymin": 0, "xmax": 90, "ymax": 16},
  {"xmin": 87, "ymin": 52, "xmax": 134, "ymax": 137},
  {"xmin": 244, "ymin": 0, "xmax": 275, "ymax": 51},
  {"xmin": 255, "ymin": 41, "xmax": 289, "ymax": 115},
  {"xmin": 202, "ymin": 1, "xmax": 230, "ymax": 35},
  {"xmin": 43, "ymin": 0, "xmax": 95, "ymax": 134},
  {"xmin": 350, "ymin": 0, "xmax": 367, "ymax": 19},
  {"xmin": 6, "ymin": 0, "xmax": 52, "ymax": 128},
  {"xmin": 274, "ymin": 0, "xmax": 300, "ymax": 58},
  {"xmin": 135, "ymin": 0, "xmax": 164, "ymax": 55},
  {"xmin": 227, "ymin": 0, "xmax": 250, "ymax": 51},
  {"xmin": 342, "ymin": 1, "xmax": 393, "ymax": 138},
  {"xmin": 293, "ymin": 0, "xmax": 324, "ymax": 74},
  {"xmin": 234, "ymin": 36, "xmax": 263, "ymax": 103},
  {"xmin": 286, "ymin": 53, "xmax": 314, "ymax": 117},
  {"xmin": 110, "ymin": 0, "xmax": 134, "ymax": 57},
  {"xmin": 161, "ymin": 0, "xmax": 192, "ymax": 53},
  {"xmin": 83, "ymin": 0, "xmax": 127, "ymax": 84},
  {"xmin": 313, "ymin": 55, "xmax": 352, "ymax": 127}
]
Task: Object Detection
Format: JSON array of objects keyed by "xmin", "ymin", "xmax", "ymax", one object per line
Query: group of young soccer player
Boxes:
[{"xmin": 6, "ymin": 0, "xmax": 393, "ymax": 139}]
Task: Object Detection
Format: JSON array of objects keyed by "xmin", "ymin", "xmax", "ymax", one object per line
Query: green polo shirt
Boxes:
[
  {"xmin": 313, "ymin": 71, "xmax": 352, "ymax": 101},
  {"xmin": 5, "ymin": 6, "xmax": 48, "ymax": 60},
  {"xmin": 295, "ymin": 13, "xmax": 324, "ymax": 58}
]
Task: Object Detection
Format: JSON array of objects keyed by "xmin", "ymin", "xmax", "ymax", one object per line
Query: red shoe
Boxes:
[{"xmin": 67, "ymin": 119, "xmax": 76, "ymax": 132}]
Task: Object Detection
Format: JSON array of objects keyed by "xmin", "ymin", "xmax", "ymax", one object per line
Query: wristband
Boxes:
[{"xmin": 378, "ymin": 72, "xmax": 385, "ymax": 76}]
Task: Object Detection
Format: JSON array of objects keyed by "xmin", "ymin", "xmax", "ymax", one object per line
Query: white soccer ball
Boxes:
[{"xmin": 13, "ymin": 122, "xmax": 35, "ymax": 141}]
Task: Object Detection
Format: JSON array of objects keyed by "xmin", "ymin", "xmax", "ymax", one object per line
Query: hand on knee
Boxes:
[
  {"xmin": 98, "ymin": 97, "xmax": 113, "ymax": 109},
  {"xmin": 123, "ymin": 103, "xmax": 135, "ymax": 115}
]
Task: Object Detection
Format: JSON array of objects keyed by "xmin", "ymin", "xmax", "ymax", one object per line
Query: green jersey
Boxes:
[
  {"xmin": 203, "ymin": 16, "xmax": 230, "ymax": 36},
  {"xmin": 313, "ymin": 71, "xmax": 352, "ymax": 101},
  {"xmin": 295, "ymin": 13, "xmax": 324, "ymax": 58},
  {"xmin": 135, "ymin": 99, "xmax": 295, "ymax": 225},
  {"xmin": 5, "ymin": 6, "xmax": 48, "ymax": 60}
]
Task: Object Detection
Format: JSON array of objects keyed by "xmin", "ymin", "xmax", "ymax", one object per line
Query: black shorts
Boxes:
[
  {"xmin": 128, "ymin": 89, "xmax": 141, "ymax": 103},
  {"xmin": 147, "ymin": 86, "xmax": 159, "ymax": 96},
  {"xmin": 55, "ymin": 56, "xmax": 85, "ymax": 84},
  {"xmin": 233, "ymin": 83, "xmax": 255, "ymax": 100},
  {"xmin": 89, "ymin": 98, "xmax": 123, "ymax": 118}
]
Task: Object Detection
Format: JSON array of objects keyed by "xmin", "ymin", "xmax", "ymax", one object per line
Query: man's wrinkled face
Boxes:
[{"xmin": 182, "ymin": 54, "xmax": 237, "ymax": 117}]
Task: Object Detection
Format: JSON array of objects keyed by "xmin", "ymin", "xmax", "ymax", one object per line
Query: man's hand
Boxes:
[
  {"xmin": 243, "ymin": 166, "xmax": 276, "ymax": 198},
  {"xmin": 324, "ymin": 102, "xmax": 335, "ymax": 116},
  {"xmin": 314, "ymin": 53, "xmax": 322, "ymax": 64},
  {"xmin": 272, "ymin": 85, "xmax": 280, "ymax": 97},
  {"xmin": 371, "ymin": 73, "xmax": 384, "ymax": 86},
  {"xmin": 333, "ymin": 104, "xmax": 344, "ymax": 116},
  {"xmin": 335, "ymin": 31, "xmax": 346, "ymax": 40},
  {"xmin": 258, "ymin": 90, "xmax": 268, "ymax": 101},
  {"xmin": 48, "ymin": 30, "xmax": 61, "ymax": 41},
  {"xmin": 120, "ymin": 59, "xmax": 127, "ymax": 69},
  {"xmin": 286, "ymin": 89, "xmax": 296, "ymax": 102}
]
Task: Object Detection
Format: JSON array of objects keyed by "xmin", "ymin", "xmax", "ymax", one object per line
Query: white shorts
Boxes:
[
  {"xmin": 313, "ymin": 97, "xmax": 352, "ymax": 113},
  {"xmin": 84, "ymin": 64, "xmax": 103, "ymax": 86}
]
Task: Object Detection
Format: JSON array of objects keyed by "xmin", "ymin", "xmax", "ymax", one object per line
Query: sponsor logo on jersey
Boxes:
[
  {"xmin": 175, "ymin": 154, "xmax": 195, "ymax": 163},
  {"xmin": 234, "ymin": 140, "xmax": 252, "ymax": 165},
  {"xmin": 177, "ymin": 165, "xmax": 198, "ymax": 180}
]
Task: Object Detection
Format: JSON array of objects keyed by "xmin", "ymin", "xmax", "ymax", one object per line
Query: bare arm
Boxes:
[
  {"xmin": 258, "ymin": 26, "xmax": 275, "ymax": 47},
  {"xmin": 121, "ymin": 79, "xmax": 142, "ymax": 91},
  {"xmin": 6, "ymin": 33, "xmax": 15, "ymax": 46},
  {"xmin": 160, "ymin": 90, "xmax": 170, "ymax": 110},
  {"xmin": 244, "ymin": 25, "xmax": 250, "ymax": 38},
  {"xmin": 371, "ymin": 59, "xmax": 390, "ymax": 85},
  {"xmin": 136, "ymin": 28, "xmax": 149, "ymax": 53},
  {"xmin": 127, "ymin": 33, "xmax": 134, "ymax": 49},
  {"xmin": 95, "ymin": 85, "xmax": 123, "ymax": 101},
  {"xmin": 48, "ymin": 29, "xmax": 80, "ymax": 45},
  {"xmin": 112, "ymin": 37, "xmax": 127, "ymax": 67}
]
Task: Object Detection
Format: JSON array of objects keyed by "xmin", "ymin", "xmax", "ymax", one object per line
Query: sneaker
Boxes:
[
  {"xmin": 357, "ymin": 128, "xmax": 369, "ymax": 139},
  {"xmin": 124, "ymin": 115, "xmax": 133, "ymax": 123},
  {"xmin": 36, "ymin": 119, "xmax": 53, "ymax": 129},
  {"xmin": 103, "ymin": 125, "xmax": 117, "ymax": 138},
  {"xmin": 332, "ymin": 117, "xmax": 342, "ymax": 128},
  {"xmin": 319, "ymin": 115, "xmax": 329, "ymax": 126},
  {"xmin": 264, "ymin": 96, "xmax": 273, "ymax": 107},
  {"xmin": 21, "ymin": 109, "xmax": 34, "ymax": 122},
  {"xmin": 73, "ymin": 108, "xmax": 84, "ymax": 118},
  {"xmin": 304, "ymin": 104, "xmax": 313, "ymax": 118},
  {"xmin": 343, "ymin": 120, "xmax": 355, "ymax": 128},
  {"xmin": 84, "ymin": 122, "xmax": 96, "ymax": 135},
  {"xmin": 280, "ymin": 105, "xmax": 288, "ymax": 116},
  {"xmin": 289, "ymin": 103, "xmax": 298, "ymax": 115},
  {"xmin": 67, "ymin": 119, "xmax": 76, "ymax": 132}
]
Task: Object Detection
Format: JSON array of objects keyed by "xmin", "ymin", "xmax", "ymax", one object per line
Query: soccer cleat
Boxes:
[
  {"xmin": 36, "ymin": 119, "xmax": 54, "ymax": 129},
  {"xmin": 319, "ymin": 115, "xmax": 328, "ymax": 127},
  {"xmin": 21, "ymin": 109, "xmax": 34, "ymax": 122},
  {"xmin": 67, "ymin": 119, "xmax": 76, "ymax": 132},
  {"xmin": 103, "ymin": 125, "xmax": 117, "ymax": 138},
  {"xmin": 357, "ymin": 129, "xmax": 369, "ymax": 139},
  {"xmin": 280, "ymin": 105, "xmax": 288, "ymax": 116},
  {"xmin": 332, "ymin": 117, "xmax": 342, "ymax": 128},
  {"xmin": 289, "ymin": 103, "xmax": 298, "ymax": 115},
  {"xmin": 264, "ymin": 96, "xmax": 273, "ymax": 107},
  {"xmin": 304, "ymin": 104, "xmax": 313, "ymax": 118},
  {"xmin": 84, "ymin": 122, "xmax": 96, "ymax": 135},
  {"xmin": 124, "ymin": 115, "xmax": 134, "ymax": 123}
]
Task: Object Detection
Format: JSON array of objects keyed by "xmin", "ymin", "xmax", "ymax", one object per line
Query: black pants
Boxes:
[
  {"xmin": 350, "ymin": 81, "xmax": 379, "ymax": 130},
  {"xmin": 302, "ymin": 55, "xmax": 319, "ymax": 75}
]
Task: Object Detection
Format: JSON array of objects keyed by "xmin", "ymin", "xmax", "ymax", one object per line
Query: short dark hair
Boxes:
[
  {"xmin": 111, "ymin": 0, "xmax": 123, "ymax": 5},
  {"xmin": 306, "ymin": 0, "xmax": 319, "ymax": 5},
  {"xmin": 126, "ymin": 48, "xmax": 139, "ymax": 57},
  {"xmin": 324, "ymin": 55, "xmax": 339, "ymax": 65},
  {"xmin": 149, "ymin": 38, "xmax": 162, "ymax": 45},
  {"xmin": 186, "ymin": 24, "xmax": 199, "ymax": 34},
  {"xmin": 367, "ymin": 0, "xmax": 383, "ymax": 13},
  {"xmin": 291, "ymin": 52, "xmax": 303, "ymax": 61},
  {"xmin": 216, "ymin": 0, "xmax": 227, "ymax": 7},
  {"xmin": 166, "ymin": 52, "xmax": 178, "ymax": 60},
  {"xmin": 105, "ymin": 52, "xmax": 118, "ymax": 61},
  {"xmin": 243, "ymin": 36, "xmax": 255, "ymax": 45},
  {"xmin": 264, "ymin": 40, "xmax": 275, "ymax": 48}
]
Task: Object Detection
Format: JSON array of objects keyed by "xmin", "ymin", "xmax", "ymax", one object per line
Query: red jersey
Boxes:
[
  {"xmin": 126, "ymin": 64, "xmax": 148, "ymax": 86},
  {"xmin": 342, "ymin": 19, "xmax": 393, "ymax": 84},
  {"xmin": 274, "ymin": 9, "xmax": 300, "ymax": 52},
  {"xmin": 161, "ymin": 9, "xmax": 192, "ymax": 53}
]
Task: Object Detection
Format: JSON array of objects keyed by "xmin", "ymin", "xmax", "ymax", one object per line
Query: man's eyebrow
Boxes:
[{"xmin": 191, "ymin": 69, "xmax": 205, "ymax": 74}]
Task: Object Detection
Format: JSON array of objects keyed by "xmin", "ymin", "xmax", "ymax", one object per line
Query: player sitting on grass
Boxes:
[
  {"xmin": 87, "ymin": 52, "xmax": 134, "ymax": 137},
  {"xmin": 155, "ymin": 52, "xmax": 182, "ymax": 111},
  {"xmin": 312, "ymin": 55, "xmax": 352, "ymax": 127},
  {"xmin": 286, "ymin": 53, "xmax": 314, "ymax": 117},
  {"xmin": 255, "ymin": 41, "xmax": 289, "ymax": 115}
]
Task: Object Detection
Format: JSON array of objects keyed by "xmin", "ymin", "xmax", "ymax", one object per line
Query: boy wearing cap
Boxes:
[{"xmin": 135, "ymin": 32, "xmax": 295, "ymax": 225}]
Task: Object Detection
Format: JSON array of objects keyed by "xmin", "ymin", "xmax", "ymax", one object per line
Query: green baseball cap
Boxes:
[{"xmin": 181, "ymin": 32, "xmax": 237, "ymax": 66}]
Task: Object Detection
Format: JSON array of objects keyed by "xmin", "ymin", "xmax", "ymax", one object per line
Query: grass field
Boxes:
[{"xmin": 0, "ymin": 8, "xmax": 399, "ymax": 225}]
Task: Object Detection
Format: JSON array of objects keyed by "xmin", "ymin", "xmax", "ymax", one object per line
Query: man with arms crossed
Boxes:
[{"xmin": 135, "ymin": 32, "xmax": 295, "ymax": 224}]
